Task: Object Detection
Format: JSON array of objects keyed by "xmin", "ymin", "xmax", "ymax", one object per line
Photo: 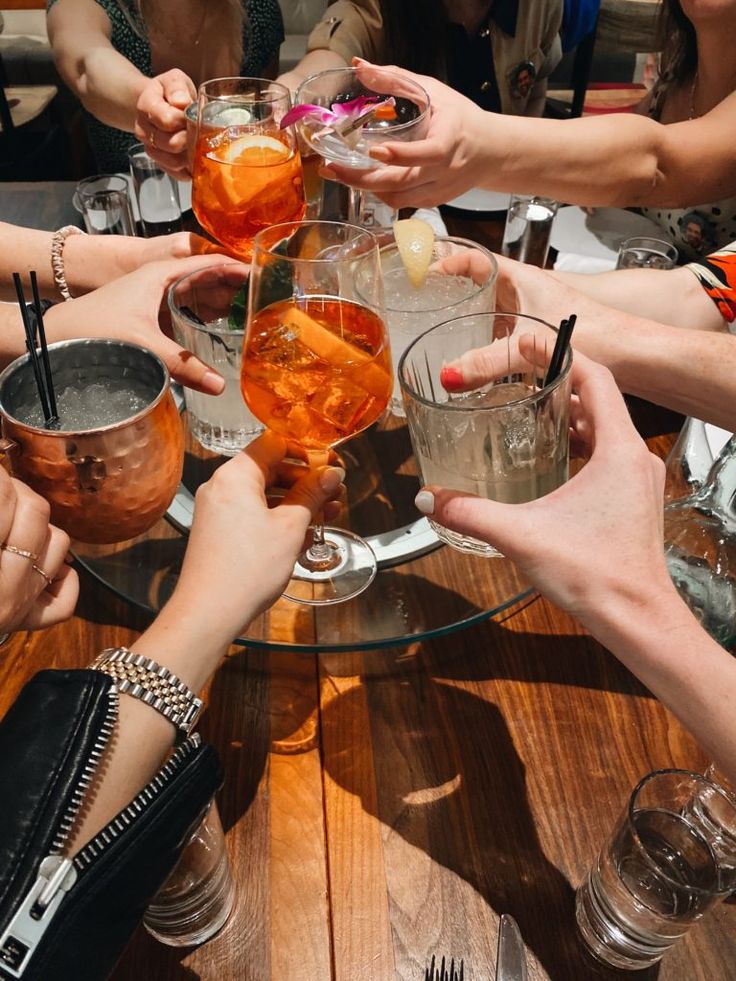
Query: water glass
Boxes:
[
  {"xmin": 74, "ymin": 175, "xmax": 136, "ymax": 236},
  {"xmin": 144, "ymin": 800, "xmax": 235, "ymax": 947},
  {"xmin": 501, "ymin": 194, "xmax": 558, "ymax": 267},
  {"xmin": 356, "ymin": 236, "xmax": 497, "ymax": 415},
  {"xmin": 399, "ymin": 312, "xmax": 572, "ymax": 556},
  {"xmin": 576, "ymin": 769, "xmax": 736, "ymax": 971},
  {"xmin": 168, "ymin": 263, "xmax": 263, "ymax": 455},
  {"xmin": 127, "ymin": 143, "xmax": 182, "ymax": 237},
  {"xmin": 616, "ymin": 236, "xmax": 678, "ymax": 269}
]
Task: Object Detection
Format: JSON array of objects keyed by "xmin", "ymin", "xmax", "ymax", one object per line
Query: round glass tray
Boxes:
[{"xmin": 72, "ymin": 412, "xmax": 533, "ymax": 652}]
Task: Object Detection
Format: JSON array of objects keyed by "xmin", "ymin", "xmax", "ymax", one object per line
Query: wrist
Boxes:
[{"xmin": 63, "ymin": 234, "xmax": 146, "ymax": 293}]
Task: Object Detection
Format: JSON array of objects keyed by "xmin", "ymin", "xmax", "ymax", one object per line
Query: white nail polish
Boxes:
[{"xmin": 414, "ymin": 490, "xmax": 435, "ymax": 515}]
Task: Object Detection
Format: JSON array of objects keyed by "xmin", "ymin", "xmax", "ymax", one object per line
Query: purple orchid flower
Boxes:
[{"xmin": 281, "ymin": 95, "xmax": 394, "ymax": 130}]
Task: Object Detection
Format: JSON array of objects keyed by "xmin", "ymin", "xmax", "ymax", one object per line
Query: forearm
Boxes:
[
  {"xmin": 553, "ymin": 267, "xmax": 727, "ymax": 331},
  {"xmin": 278, "ymin": 50, "xmax": 348, "ymax": 93},
  {"xmin": 56, "ymin": 41, "xmax": 147, "ymax": 132},
  {"xmin": 583, "ymin": 584, "xmax": 736, "ymax": 784}
]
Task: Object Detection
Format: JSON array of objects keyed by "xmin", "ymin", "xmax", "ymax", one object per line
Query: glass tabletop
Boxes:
[{"xmin": 73, "ymin": 412, "xmax": 533, "ymax": 652}]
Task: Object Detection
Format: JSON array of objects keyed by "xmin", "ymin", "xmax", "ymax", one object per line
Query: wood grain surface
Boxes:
[{"xmin": 0, "ymin": 185, "xmax": 733, "ymax": 981}]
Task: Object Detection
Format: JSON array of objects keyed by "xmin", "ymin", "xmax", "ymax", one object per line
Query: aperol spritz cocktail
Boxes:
[
  {"xmin": 192, "ymin": 78, "xmax": 305, "ymax": 259},
  {"xmin": 242, "ymin": 220, "xmax": 391, "ymax": 605}
]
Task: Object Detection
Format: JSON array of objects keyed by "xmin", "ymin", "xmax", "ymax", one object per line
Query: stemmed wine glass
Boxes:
[
  {"xmin": 191, "ymin": 77, "xmax": 306, "ymax": 259},
  {"xmin": 292, "ymin": 67, "xmax": 430, "ymax": 226},
  {"xmin": 241, "ymin": 220, "xmax": 392, "ymax": 605}
]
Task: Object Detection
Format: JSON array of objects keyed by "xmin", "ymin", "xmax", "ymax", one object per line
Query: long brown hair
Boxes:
[
  {"xmin": 378, "ymin": 0, "xmax": 449, "ymax": 79},
  {"xmin": 657, "ymin": 0, "xmax": 697, "ymax": 84}
]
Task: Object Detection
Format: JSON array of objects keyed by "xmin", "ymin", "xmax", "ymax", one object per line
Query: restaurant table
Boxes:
[{"xmin": 1, "ymin": 184, "xmax": 735, "ymax": 980}]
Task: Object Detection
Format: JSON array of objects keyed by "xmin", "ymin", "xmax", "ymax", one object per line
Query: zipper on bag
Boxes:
[{"xmin": 0, "ymin": 685, "xmax": 201, "ymax": 979}]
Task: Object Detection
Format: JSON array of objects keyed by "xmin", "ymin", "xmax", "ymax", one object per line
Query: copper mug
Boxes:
[{"xmin": 0, "ymin": 339, "xmax": 183, "ymax": 544}]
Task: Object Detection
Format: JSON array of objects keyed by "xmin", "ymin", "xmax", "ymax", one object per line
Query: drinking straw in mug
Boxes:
[
  {"xmin": 12, "ymin": 273, "xmax": 51, "ymax": 424},
  {"xmin": 544, "ymin": 314, "xmax": 576, "ymax": 387},
  {"xmin": 30, "ymin": 270, "xmax": 58, "ymax": 423}
]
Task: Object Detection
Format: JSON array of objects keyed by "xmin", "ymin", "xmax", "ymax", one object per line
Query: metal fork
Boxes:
[{"xmin": 424, "ymin": 954, "xmax": 464, "ymax": 981}]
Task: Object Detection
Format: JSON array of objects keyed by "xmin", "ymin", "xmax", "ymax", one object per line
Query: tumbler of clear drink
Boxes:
[
  {"xmin": 144, "ymin": 800, "xmax": 235, "ymax": 947},
  {"xmin": 127, "ymin": 142, "xmax": 182, "ymax": 237},
  {"xmin": 74, "ymin": 175, "xmax": 136, "ymax": 236},
  {"xmin": 356, "ymin": 236, "xmax": 497, "ymax": 415},
  {"xmin": 616, "ymin": 236, "xmax": 678, "ymax": 269},
  {"xmin": 576, "ymin": 769, "xmax": 736, "ymax": 971},
  {"xmin": 399, "ymin": 312, "xmax": 572, "ymax": 556},
  {"xmin": 501, "ymin": 194, "xmax": 558, "ymax": 267},
  {"xmin": 168, "ymin": 263, "xmax": 263, "ymax": 455}
]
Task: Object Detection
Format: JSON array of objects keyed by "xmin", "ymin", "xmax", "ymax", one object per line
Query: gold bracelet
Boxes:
[{"xmin": 50, "ymin": 225, "xmax": 85, "ymax": 301}]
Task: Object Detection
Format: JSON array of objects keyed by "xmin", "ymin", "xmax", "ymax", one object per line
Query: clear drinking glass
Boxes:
[
  {"xmin": 168, "ymin": 263, "xmax": 263, "ymax": 455},
  {"xmin": 191, "ymin": 77, "xmax": 306, "ymax": 259},
  {"xmin": 242, "ymin": 220, "xmax": 391, "ymax": 605},
  {"xmin": 616, "ymin": 235, "xmax": 678, "ymax": 269},
  {"xmin": 399, "ymin": 312, "xmax": 572, "ymax": 556},
  {"xmin": 664, "ymin": 434, "xmax": 736, "ymax": 649},
  {"xmin": 144, "ymin": 800, "xmax": 235, "ymax": 947},
  {"xmin": 127, "ymin": 142, "xmax": 182, "ymax": 237},
  {"xmin": 356, "ymin": 236, "xmax": 497, "ymax": 416},
  {"xmin": 501, "ymin": 194, "xmax": 559, "ymax": 268},
  {"xmin": 576, "ymin": 769, "xmax": 736, "ymax": 971},
  {"xmin": 73, "ymin": 175, "xmax": 136, "ymax": 236},
  {"xmin": 294, "ymin": 67, "xmax": 430, "ymax": 226}
]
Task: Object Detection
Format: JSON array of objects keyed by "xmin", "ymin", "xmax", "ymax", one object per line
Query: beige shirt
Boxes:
[{"xmin": 306, "ymin": 0, "xmax": 563, "ymax": 116}]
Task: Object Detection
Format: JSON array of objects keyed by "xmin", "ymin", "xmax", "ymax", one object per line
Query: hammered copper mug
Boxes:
[{"xmin": 0, "ymin": 339, "xmax": 183, "ymax": 544}]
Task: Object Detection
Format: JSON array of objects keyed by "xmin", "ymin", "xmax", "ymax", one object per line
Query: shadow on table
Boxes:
[{"xmin": 320, "ymin": 677, "xmax": 661, "ymax": 981}]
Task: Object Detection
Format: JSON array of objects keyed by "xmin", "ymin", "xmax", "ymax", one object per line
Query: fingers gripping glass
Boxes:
[{"xmin": 242, "ymin": 220, "xmax": 392, "ymax": 605}]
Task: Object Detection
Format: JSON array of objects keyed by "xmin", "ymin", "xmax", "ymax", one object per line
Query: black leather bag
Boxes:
[{"xmin": 0, "ymin": 669, "xmax": 223, "ymax": 980}]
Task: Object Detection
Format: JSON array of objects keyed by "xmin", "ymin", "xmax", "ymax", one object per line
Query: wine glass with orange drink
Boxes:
[
  {"xmin": 241, "ymin": 220, "xmax": 392, "ymax": 605},
  {"xmin": 192, "ymin": 78, "xmax": 306, "ymax": 260}
]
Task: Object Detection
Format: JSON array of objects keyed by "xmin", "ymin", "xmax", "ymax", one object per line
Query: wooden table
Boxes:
[{"xmin": 1, "ymin": 188, "xmax": 734, "ymax": 980}]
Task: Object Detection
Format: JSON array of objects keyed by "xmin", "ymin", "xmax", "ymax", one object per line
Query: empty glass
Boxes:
[
  {"xmin": 144, "ymin": 800, "xmax": 235, "ymax": 947},
  {"xmin": 168, "ymin": 263, "xmax": 263, "ymax": 455},
  {"xmin": 73, "ymin": 175, "xmax": 136, "ymax": 236},
  {"xmin": 616, "ymin": 236, "xmax": 678, "ymax": 269},
  {"xmin": 356, "ymin": 236, "xmax": 497, "ymax": 416},
  {"xmin": 576, "ymin": 769, "xmax": 736, "ymax": 971},
  {"xmin": 501, "ymin": 194, "xmax": 559, "ymax": 268},
  {"xmin": 399, "ymin": 312, "xmax": 572, "ymax": 556},
  {"xmin": 127, "ymin": 143, "xmax": 182, "ymax": 237}
]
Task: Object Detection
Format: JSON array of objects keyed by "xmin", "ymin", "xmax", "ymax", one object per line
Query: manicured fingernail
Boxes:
[
  {"xmin": 320, "ymin": 466, "xmax": 345, "ymax": 492},
  {"xmin": 414, "ymin": 490, "xmax": 435, "ymax": 515},
  {"xmin": 172, "ymin": 90, "xmax": 188, "ymax": 103},
  {"xmin": 319, "ymin": 166, "xmax": 337, "ymax": 180},
  {"xmin": 203, "ymin": 370, "xmax": 225, "ymax": 393},
  {"xmin": 440, "ymin": 364, "xmax": 464, "ymax": 389},
  {"xmin": 369, "ymin": 146, "xmax": 390, "ymax": 161}
]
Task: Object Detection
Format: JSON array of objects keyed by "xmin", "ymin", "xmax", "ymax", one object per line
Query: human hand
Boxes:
[
  {"xmin": 414, "ymin": 343, "xmax": 672, "ymax": 631},
  {"xmin": 171, "ymin": 432, "xmax": 346, "ymax": 645},
  {"xmin": 134, "ymin": 69, "xmax": 196, "ymax": 179},
  {"xmin": 44, "ymin": 254, "xmax": 242, "ymax": 394},
  {"xmin": 0, "ymin": 469, "xmax": 79, "ymax": 633},
  {"xmin": 320, "ymin": 59, "xmax": 490, "ymax": 209}
]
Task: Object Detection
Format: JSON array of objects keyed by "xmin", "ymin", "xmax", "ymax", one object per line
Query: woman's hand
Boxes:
[
  {"xmin": 134, "ymin": 69, "xmax": 196, "ymax": 179},
  {"xmin": 320, "ymin": 60, "xmax": 490, "ymax": 209},
  {"xmin": 0, "ymin": 470, "xmax": 79, "ymax": 633},
  {"xmin": 155, "ymin": 432, "xmax": 345, "ymax": 667},
  {"xmin": 44, "ymin": 254, "xmax": 241, "ymax": 394},
  {"xmin": 414, "ymin": 343, "xmax": 673, "ymax": 630}
]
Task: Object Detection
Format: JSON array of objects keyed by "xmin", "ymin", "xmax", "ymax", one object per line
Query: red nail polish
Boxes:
[{"xmin": 440, "ymin": 364, "xmax": 464, "ymax": 389}]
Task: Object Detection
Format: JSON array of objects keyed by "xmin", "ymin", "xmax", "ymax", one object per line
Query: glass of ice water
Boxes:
[
  {"xmin": 501, "ymin": 194, "xmax": 559, "ymax": 267},
  {"xmin": 399, "ymin": 312, "xmax": 572, "ymax": 556},
  {"xmin": 616, "ymin": 235, "xmax": 678, "ymax": 269},
  {"xmin": 576, "ymin": 769, "xmax": 736, "ymax": 971},
  {"xmin": 168, "ymin": 263, "xmax": 264, "ymax": 456},
  {"xmin": 356, "ymin": 236, "xmax": 497, "ymax": 416}
]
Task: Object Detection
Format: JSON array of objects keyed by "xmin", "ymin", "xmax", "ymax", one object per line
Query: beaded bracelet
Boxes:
[{"xmin": 51, "ymin": 225, "xmax": 85, "ymax": 301}]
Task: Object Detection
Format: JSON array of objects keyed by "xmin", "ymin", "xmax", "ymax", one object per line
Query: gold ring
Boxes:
[
  {"xmin": 1, "ymin": 543, "xmax": 39, "ymax": 561},
  {"xmin": 148, "ymin": 132, "xmax": 156, "ymax": 149},
  {"xmin": 32, "ymin": 564, "xmax": 54, "ymax": 588}
]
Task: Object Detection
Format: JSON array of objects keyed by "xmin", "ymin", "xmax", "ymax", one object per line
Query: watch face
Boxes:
[{"xmin": 509, "ymin": 60, "xmax": 536, "ymax": 99}]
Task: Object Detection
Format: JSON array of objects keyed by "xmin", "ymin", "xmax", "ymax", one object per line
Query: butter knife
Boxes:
[{"xmin": 496, "ymin": 914, "xmax": 528, "ymax": 981}]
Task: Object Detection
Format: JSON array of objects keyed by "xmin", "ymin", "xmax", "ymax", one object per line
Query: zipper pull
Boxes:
[{"xmin": 0, "ymin": 855, "xmax": 77, "ymax": 978}]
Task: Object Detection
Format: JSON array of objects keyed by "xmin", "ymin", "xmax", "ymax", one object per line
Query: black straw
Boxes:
[
  {"xmin": 180, "ymin": 304, "xmax": 207, "ymax": 326},
  {"xmin": 30, "ymin": 270, "xmax": 58, "ymax": 422},
  {"xmin": 544, "ymin": 314, "xmax": 576, "ymax": 387},
  {"xmin": 13, "ymin": 273, "xmax": 51, "ymax": 424}
]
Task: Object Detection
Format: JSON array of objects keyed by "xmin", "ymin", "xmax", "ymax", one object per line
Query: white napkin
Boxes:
[{"xmin": 553, "ymin": 251, "xmax": 618, "ymax": 274}]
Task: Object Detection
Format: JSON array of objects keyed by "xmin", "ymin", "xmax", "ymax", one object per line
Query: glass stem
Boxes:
[{"xmin": 306, "ymin": 518, "xmax": 332, "ymax": 564}]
